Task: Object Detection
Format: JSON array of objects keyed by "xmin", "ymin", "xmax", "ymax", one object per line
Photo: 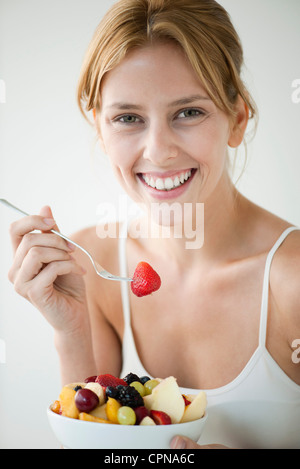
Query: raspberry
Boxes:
[{"xmin": 116, "ymin": 385, "xmax": 144, "ymax": 408}]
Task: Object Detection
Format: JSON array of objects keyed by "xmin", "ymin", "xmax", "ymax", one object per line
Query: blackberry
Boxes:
[
  {"xmin": 123, "ymin": 372, "xmax": 141, "ymax": 385},
  {"xmin": 73, "ymin": 385, "xmax": 82, "ymax": 392},
  {"xmin": 117, "ymin": 385, "xmax": 144, "ymax": 408},
  {"xmin": 106, "ymin": 386, "xmax": 118, "ymax": 399}
]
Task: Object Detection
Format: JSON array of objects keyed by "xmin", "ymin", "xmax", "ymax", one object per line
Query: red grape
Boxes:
[
  {"xmin": 84, "ymin": 376, "xmax": 97, "ymax": 383},
  {"xmin": 75, "ymin": 388, "xmax": 99, "ymax": 413},
  {"xmin": 134, "ymin": 406, "xmax": 150, "ymax": 425}
]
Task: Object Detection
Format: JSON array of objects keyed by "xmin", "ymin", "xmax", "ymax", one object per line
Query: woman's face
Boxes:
[{"xmin": 98, "ymin": 42, "xmax": 236, "ymax": 215}]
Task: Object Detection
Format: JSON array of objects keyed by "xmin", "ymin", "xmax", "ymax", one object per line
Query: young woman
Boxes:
[{"xmin": 8, "ymin": 0, "xmax": 300, "ymax": 449}]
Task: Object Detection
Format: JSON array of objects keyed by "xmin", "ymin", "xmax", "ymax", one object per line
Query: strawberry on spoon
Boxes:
[{"xmin": 131, "ymin": 262, "xmax": 161, "ymax": 298}]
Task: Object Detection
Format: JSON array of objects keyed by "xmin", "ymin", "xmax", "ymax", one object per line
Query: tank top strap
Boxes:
[
  {"xmin": 259, "ymin": 226, "xmax": 299, "ymax": 347},
  {"xmin": 118, "ymin": 219, "xmax": 131, "ymax": 329}
]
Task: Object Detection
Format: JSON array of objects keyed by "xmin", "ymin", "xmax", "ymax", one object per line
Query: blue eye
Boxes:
[
  {"xmin": 116, "ymin": 115, "xmax": 141, "ymax": 124},
  {"xmin": 177, "ymin": 108, "xmax": 203, "ymax": 119}
]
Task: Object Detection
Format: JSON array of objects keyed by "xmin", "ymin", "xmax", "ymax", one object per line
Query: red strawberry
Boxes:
[
  {"xmin": 95, "ymin": 374, "xmax": 127, "ymax": 388},
  {"xmin": 134, "ymin": 406, "xmax": 150, "ymax": 424},
  {"xmin": 150, "ymin": 410, "xmax": 172, "ymax": 425},
  {"xmin": 131, "ymin": 262, "xmax": 161, "ymax": 298}
]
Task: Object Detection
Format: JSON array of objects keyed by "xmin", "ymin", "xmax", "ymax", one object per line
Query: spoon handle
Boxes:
[{"xmin": 0, "ymin": 198, "xmax": 29, "ymax": 217}]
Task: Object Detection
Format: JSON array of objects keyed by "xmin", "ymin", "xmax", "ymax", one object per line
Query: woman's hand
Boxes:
[
  {"xmin": 171, "ymin": 436, "xmax": 229, "ymax": 449},
  {"xmin": 8, "ymin": 205, "xmax": 87, "ymax": 334}
]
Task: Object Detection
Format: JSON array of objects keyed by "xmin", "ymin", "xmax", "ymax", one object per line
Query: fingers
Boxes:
[
  {"xmin": 170, "ymin": 436, "xmax": 201, "ymax": 449},
  {"xmin": 9, "ymin": 213, "xmax": 57, "ymax": 252},
  {"xmin": 170, "ymin": 436, "xmax": 229, "ymax": 449},
  {"xmin": 38, "ymin": 205, "xmax": 60, "ymax": 233},
  {"xmin": 11, "ymin": 246, "xmax": 73, "ymax": 288},
  {"xmin": 8, "ymin": 206, "xmax": 84, "ymax": 300},
  {"xmin": 19, "ymin": 259, "xmax": 85, "ymax": 306},
  {"xmin": 11, "ymin": 232, "xmax": 74, "ymax": 274},
  {"xmin": 7, "ymin": 205, "xmax": 87, "ymax": 324}
]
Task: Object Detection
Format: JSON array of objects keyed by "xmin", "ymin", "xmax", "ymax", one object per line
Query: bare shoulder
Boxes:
[
  {"xmin": 271, "ymin": 227, "xmax": 300, "ymax": 293},
  {"xmin": 242, "ymin": 197, "xmax": 300, "ymax": 329},
  {"xmin": 270, "ymin": 227, "xmax": 300, "ymax": 332}
]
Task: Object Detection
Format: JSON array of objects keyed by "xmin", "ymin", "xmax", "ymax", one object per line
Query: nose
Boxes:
[{"xmin": 142, "ymin": 121, "xmax": 178, "ymax": 165}]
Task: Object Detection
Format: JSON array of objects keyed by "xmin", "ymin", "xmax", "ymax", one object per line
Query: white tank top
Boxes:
[{"xmin": 118, "ymin": 224, "xmax": 300, "ymax": 449}]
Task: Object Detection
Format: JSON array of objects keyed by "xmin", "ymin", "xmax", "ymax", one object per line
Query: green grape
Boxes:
[
  {"xmin": 144, "ymin": 379, "xmax": 159, "ymax": 395},
  {"xmin": 117, "ymin": 406, "xmax": 136, "ymax": 425},
  {"xmin": 130, "ymin": 381, "xmax": 146, "ymax": 397}
]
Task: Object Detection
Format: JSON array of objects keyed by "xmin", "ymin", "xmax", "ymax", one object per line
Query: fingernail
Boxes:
[
  {"xmin": 43, "ymin": 217, "xmax": 55, "ymax": 226},
  {"xmin": 67, "ymin": 242, "xmax": 76, "ymax": 251},
  {"xmin": 171, "ymin": 436, "xmax": 186, "ymax": 449}
]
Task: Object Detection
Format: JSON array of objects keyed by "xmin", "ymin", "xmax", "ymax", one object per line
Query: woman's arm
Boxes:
[
  {"xmin": 69, "ymin": 225, "xmax": 123, "ymax": 381},
  {"xmin": 8, "ymin": 206, "xmax": 122, "ymax": 386}
]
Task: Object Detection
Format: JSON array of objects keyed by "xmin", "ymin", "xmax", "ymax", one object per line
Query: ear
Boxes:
[
  {"xmin": 228, "ymin": 95, "xmax": 249, "ymax": 148},
  {"xmin": 92, "ymin": 108, "xmax": 106, "ymax": 154}
]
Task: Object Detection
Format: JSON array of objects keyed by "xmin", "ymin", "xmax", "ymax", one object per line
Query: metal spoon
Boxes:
[{"xmin": 0, "ymin": 198, "xmax": 132, "ymax": 282}]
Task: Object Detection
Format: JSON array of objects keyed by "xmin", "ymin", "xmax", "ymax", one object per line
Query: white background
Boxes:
[{"xmin": 0, "ymin": 0, "xmax": 299, "ymax": 448}]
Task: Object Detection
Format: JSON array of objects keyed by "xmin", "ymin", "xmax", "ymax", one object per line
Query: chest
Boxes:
[{"xmin": 127, "ymin": 257, "xmax": 266, "ymax": 389}]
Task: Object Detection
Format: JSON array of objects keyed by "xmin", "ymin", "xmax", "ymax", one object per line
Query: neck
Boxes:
[{"xmin": 133, "ymin": 178, "xmax": 246, "ymax": 268}]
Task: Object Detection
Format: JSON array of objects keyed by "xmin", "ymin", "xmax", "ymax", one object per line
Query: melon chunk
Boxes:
[
  {"xmin": 180, "ymin": 391, "xmax": 207, "ymax": 423},
  {"xmin": 89, "ymin": 403, "xmax": 107, "ymax": 419},
  {"xmin": 144, "ymin": 376, "xmax": 185, "ymax": 424},
  {"xmin": 140, "ymin": 416, "xmax": 156, "ymax": 426}
]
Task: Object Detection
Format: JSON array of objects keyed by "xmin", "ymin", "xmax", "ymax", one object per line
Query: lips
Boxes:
[{"xmin": 138, "ymin": 169, "xmax": 196, "ymax": 192}]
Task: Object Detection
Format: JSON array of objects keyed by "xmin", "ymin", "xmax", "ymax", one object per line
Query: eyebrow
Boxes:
[
  {"xmin": 107, "ymin": 94, "xmax": 211, "ymax": 110},
  {"xmin": 169, "ymin": 94, "xmax": 211, "ymax": 107}
]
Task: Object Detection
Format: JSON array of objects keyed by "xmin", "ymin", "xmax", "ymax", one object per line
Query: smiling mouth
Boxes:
[{"xmin": 138, "ymin": 168, "xmax": 196, "ymax": 191}]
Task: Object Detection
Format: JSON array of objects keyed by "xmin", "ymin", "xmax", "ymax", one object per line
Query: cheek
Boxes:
[
  {"xmin": 109, "ymin": 151, "xmax": 137, "ymax": 179},
  {"xmin": 188, "ymin": 131, "xmax": 228, "ymax": 171},
  {"xmin": 101, "ymin": 129, "xmax": 139, "ymax": 172},
  {"xmin": 105, "ymin": 142, "xmax": 140, "ymax": 194},
  {"xmin": 200, "ymin": 120, "xmax": 230, "ymax": 165}
]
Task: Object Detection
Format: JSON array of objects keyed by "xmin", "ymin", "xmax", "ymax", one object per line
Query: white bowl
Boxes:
[{"xmin": 47, "ymin": 407, "xmax": 207, "ymax": 449}]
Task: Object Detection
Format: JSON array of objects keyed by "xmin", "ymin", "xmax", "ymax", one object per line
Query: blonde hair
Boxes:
[{"xmin": 77, "ymin": 0, "xmax": 257, "ymax": 127}]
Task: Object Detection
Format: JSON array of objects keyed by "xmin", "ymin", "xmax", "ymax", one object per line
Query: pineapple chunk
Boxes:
[
  {"xmin": 59, "ymin": 386, "xmax": 80, "ymax": 419},
  {"xmin": 79, "ymin": 412, "xmax": 113, "ymax": 424}
]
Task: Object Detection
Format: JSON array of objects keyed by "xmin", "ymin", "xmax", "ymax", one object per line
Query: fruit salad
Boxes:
[{"xmin": 51, "ymin": 372, "xmax": 207, "ymax": 426}]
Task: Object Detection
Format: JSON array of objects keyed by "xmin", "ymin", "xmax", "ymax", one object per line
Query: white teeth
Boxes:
[
  {"xmin": 149, "ymin": 177, "xmax": 156, "ymax": 188},
  {"xmin": 155, "ymin": 178, "xmax": 164, "ymax": 190},
  {"xmin": 164, "ymin": 177, "xmax": 174, "ymax": 190},
  {"xmin": 142, "ymin": 170, "xmax": 193, "ymax": 191}
]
